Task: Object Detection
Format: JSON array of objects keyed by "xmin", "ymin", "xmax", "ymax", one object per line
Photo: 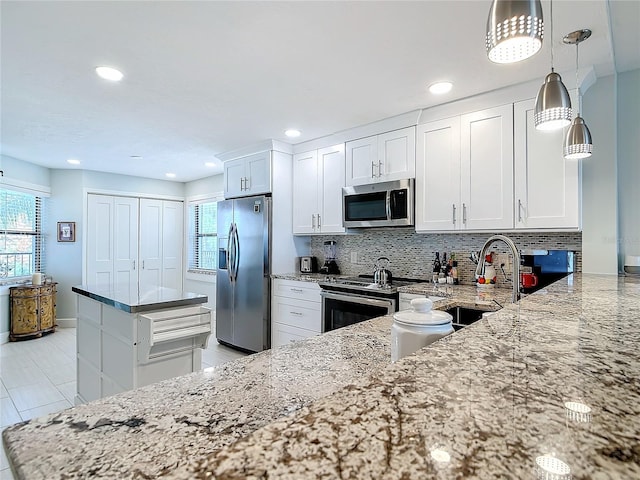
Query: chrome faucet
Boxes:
[{"xmin": 475, "ymin": 234, "xmax": 521, "ymax": 303}]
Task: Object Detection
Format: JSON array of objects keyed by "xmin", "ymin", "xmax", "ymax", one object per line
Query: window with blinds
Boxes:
[
  {"xmin": 187, "ymin": 199, "xmax": 218, "ymax": 272},
  {"xmin": 0, "ymin": 188, "xmax": 46, "ymax": 280}
]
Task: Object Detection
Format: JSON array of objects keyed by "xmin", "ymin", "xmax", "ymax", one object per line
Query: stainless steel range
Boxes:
[{"xmin": 319, "ymin": 276, "xmax": 425, "ymax": 332}]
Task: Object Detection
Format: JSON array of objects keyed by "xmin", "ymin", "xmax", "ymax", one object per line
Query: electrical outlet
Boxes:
[
  {"xmin": 351, "ymin": 251, "xmax": 359, "ymax": 264},
  {"xmin": 497, "ymin": 253, "xmax": 511, "ymax": 272}
]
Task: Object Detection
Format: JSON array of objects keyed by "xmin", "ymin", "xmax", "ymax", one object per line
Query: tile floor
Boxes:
[{"xmin": 0, "ymin": 325, "xmax": 247, "ymax": 480}]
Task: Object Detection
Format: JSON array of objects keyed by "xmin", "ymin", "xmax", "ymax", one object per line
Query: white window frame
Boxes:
[
  {"xmin": 0, "ymin": 179, "xmax": 51, "ymax": 287},
  {"xmin": 185, "ymin": 192, "xmax": 223, "ymax": 283}
]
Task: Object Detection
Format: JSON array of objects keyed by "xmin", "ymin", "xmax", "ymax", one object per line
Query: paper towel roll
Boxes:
[{"xmin": 32, "ymin": 272, "xmax": 43, "ymax": 285}]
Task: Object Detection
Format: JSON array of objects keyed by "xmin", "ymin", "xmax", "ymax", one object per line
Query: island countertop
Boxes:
[
  {"xmin": 4, "ymin": 274, "xmax": 640, "ymax": 479},
  {"xmin": 71, "ymin": 284, "xmax": 208, "ymax": 313}
]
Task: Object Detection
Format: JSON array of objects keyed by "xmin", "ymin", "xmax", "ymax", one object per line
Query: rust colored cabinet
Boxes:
[{"xmin": 9, "ymin": 283, "xmax": 57, "ymax": 341}]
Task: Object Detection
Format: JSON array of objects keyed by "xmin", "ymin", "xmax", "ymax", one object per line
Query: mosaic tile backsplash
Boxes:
[{"xmin": 310, "ymin": 229, "xmax": 582, "ymax": 287}]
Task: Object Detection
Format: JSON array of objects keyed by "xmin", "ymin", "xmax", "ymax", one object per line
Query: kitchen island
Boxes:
[
  {"xmin": 72, "ymin": 284, "xmax": 212, "ymax": 403},
  {"xmin": 3, "ymin": 274, "xmax": 640, "ymax": 479}
]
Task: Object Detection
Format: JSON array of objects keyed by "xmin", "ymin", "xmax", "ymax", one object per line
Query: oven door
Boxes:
[{"xmin": 321, "ymin": 291, "xmax": 395, "ymax": 332}]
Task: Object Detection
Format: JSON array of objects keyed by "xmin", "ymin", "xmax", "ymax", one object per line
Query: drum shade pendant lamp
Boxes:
[
  {"xmin": 563, "ymin": 29, "xmax": 593, "ymax": 159},
  {"xmin": 486, "ymin": 0, "xmax": 544, "ymax": 64},
  {"xmin": 534, "ymin": 0, "xmax": 572, "ymax": 130}
]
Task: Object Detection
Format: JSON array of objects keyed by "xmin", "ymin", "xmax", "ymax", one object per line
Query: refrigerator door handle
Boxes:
[
  {"xmin": 227, "ymin": 224, "xmax": 235, "ymax": 283},
  {"xmin": 232, "ymin": 222, "xmax": 240, "ymax": 280}
]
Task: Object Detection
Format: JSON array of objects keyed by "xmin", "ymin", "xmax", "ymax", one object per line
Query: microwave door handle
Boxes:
[{"xmin": 386, "ymin": 191, "xmax": 392, "ymax": 220}]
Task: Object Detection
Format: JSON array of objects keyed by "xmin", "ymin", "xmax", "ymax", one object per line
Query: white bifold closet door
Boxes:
[
  {"xmin": 86, "ymin": 195, "xmax": 139, "ymax": 297},
  {"xmin": 87, "ymin": 194, "xmax": 183, "ymax": 295}
]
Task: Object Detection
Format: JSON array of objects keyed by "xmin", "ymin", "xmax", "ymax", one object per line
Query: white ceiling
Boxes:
[{"xmin": 1, "ymin": 1, "xmax": 638, "ymax": 182}]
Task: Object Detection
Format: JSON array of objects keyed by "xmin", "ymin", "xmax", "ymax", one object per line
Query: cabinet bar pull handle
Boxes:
[
  {"xmin": 378, "ymin": 160, "xmax": 383, "ymax": 177},
  {"xmin": 290, "ymin": 288, "xmax": 304, "ymax": 293},
  {"xmin": 452, "ymin": 204, "xmax": 456, "ymax": 225},
  {"xmin": 371, "ymin": 161, "xmax": 375, "ymax": 178},
  {"xmin": 518, "ymin": 199, "xmax": 523, "ymax": 222},
  {"xmin": 317, "ymin": 214, "xmax": 321, "ymax": 228},
  {"xmin": 290, "ymin": 311, "xmax": 303, "ymax": 316},
  {"xmin": 244, "ymin": 177, "xmax": 250, "ymax": 190},
  {"xmin": 132, "ymin": 260, "xmax": 136, "ymax": 270},
  {"xmin": 462, "ymin": 203, "xmax": 467, "ymax": 224},
  {"xmin": 240, "ymin": 177, "xmax": 244, "ymax": 190}
]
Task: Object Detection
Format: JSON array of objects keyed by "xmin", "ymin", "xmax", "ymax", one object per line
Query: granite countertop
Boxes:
[
  {"xmin": 5, "ymin": 274, "xmax": 640, "ymax": 479},
  {"xmin": 72, "ymin": 284, "xmax": 208, "ymax": 313},
  {"xmin": 272, "ymin": 272, "xmax": 346, "ymax": 282}
]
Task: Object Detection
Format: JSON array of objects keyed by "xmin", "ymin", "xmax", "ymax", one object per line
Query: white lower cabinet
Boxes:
[{"xmin": 271, "ymin": 279, "xmax": 321, "ymax": 348}]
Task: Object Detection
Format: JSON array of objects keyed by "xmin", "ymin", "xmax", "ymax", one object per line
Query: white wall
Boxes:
[
  {"xmin": 1, "ymin": 154, "xmax": 51, "ymax": 186},
  {"xmin": 271, "ymin": 150, "xmax": 310, "ymax": 274},
  {"xmin": 83, "ymin": 170, "xmax": 184, "ymax": 198},
  {"xmin": 581, "ymin": 74, "xmax": 618, "ymax": 274},
  {"xmin": 617, "ymin": 69, "xmax": 640, "ymax": 269},
  {"xmin": 47, "ymin": 170, "xmax": 85, "ymax": 320},
  {"xmin": 184, "ymin": 174, "xmax": 224, "ymax": 197}
]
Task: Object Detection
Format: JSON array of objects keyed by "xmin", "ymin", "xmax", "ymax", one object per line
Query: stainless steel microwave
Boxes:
[{"xmin": 342, "ymin": 178, "xmax": 414, "ymax": 228}]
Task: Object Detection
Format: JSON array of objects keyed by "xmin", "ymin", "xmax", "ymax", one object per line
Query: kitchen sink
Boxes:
[{"xmin": 444, "ymin": 306, "xmax": 499, "ymax": 331}]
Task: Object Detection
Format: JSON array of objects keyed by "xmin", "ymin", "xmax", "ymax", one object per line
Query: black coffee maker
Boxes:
[{"xmin": 319, "ymin": 240, "xmax": 340, "ymax": 274}]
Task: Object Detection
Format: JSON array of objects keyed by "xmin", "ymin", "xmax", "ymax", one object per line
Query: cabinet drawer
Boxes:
[
  {"xmin": 273, "ymin": 278, "xmax": 320, "ymax": 303},
  {"xmin": 272, "ymin": 297, "xmax": 321, "ymax": 332},
  {"xmin": 272, "ymin": 322, "xmax": 319, "ymax": 348}
]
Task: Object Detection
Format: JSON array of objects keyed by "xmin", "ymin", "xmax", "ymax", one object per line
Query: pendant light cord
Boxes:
[
  {"xmin": 575, "ymin": 41, "xmax": 581, "ymax": 115},
  {"xmin": 550, "ymin": 0, "xmax": 554, "ymax": 71}
]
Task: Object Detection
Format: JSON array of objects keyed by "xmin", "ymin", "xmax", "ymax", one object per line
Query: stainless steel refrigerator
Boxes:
[{"xmin": 216, "ymin": 195, "xmax": 271, "ymax": 352}]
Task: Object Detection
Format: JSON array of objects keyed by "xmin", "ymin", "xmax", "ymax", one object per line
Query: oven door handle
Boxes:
[{"xmin": 320, "ymin": 291, "xmax": 394, "ymax": 309}]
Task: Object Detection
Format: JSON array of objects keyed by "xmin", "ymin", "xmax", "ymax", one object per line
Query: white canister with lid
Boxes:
[{"xmin": 391, "ymin": 298, "xmax": 454, "ymax": 362}]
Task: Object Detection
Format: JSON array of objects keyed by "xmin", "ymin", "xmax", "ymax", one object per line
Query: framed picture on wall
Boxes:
[{"xmin": 57, "ymin": 222, "xmax": 76, "ymax": 242}]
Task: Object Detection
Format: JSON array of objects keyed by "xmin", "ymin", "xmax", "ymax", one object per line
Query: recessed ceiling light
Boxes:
[
  {"xmin": 285, "ymin": 129, "xmax": 301, "ymax": 138},
  {"xmin": 428, "ymin": 82, "xmax": 453, "ymax": 95},
  {"xmin": 165, "ymin": 173, "xmax": 176, "ymax": 178},
  {"xmin": 95, "ymin": 66, "xmax": 124, "ymax": 82},
  {"xmin": 67, "ymin": 159, "xmax": 81, "ymax": 165},
  {"xmin": 205, "ymin": 162, "xmax": 216, "ymax": 167}
]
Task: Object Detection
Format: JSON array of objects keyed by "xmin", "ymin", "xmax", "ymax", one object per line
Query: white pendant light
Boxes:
[
  {"xmin": 486, "ymin": 0, "xmax": 544, "ymax": 64},
  {"xmin": 563, "ymin": 29, "xmax": 593, "ymax": 159},
  {"xmin": 534, "ymin": 0, "xmax": 572, "ymax": 130}
]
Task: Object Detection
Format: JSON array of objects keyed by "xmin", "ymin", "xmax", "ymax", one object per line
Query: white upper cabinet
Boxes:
[
  {"xmin": 460, "ymin": 104, "xmax": 514, "ymax": 230},
  {"xmin": 224, "ymin": 151, "xmax": 272, "ymax": 198},
  {"xmin": 415, "ymin": 117, "xmax": 461, "ymax": 231},
  {"xmin": 292, "ymin": 150, "xmax": 320, "ymax": 234},
  {"xmin": 415, "ymin": 105, "xmax": 514, "ymax": 232},
  {"xmin": 514, "ymin": 99, "xmax": 580, "ymax": 229},
  {"xmin": 292, "ymin": 144, "xmax": 346, "ymax": 235},
  {"xmin": 345, "ymin": 127, "xmax": 415, "ymax": 186},
  {"xmin": 318, "ymin": 145, "xmax": 346, "ymax": 234}
]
